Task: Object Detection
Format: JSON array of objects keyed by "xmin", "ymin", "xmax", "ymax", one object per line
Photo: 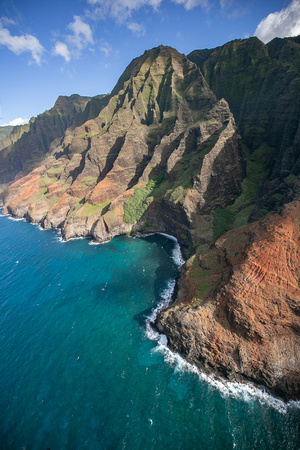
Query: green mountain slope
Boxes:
[
  {"xmin": 2, "ymin": 46, "xmax": 244, "ymax": 256},
  {"xmin": 188, "ymin": 36, "xmax": 300, "ymax": 219}
]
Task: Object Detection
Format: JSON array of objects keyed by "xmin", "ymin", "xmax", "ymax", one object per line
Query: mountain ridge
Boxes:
[
  {"xmin": 188, "ymin": 36, "xmax": 300, "ymax": 220},
  {"xmin": 1, "ymin": 37, "xmax": 299, "ymax": 399}
]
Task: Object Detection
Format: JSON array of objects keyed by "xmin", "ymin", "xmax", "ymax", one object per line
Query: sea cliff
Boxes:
[{"xmin": 1, "ymin": 38, "xmax": 299, "ymax": 399}]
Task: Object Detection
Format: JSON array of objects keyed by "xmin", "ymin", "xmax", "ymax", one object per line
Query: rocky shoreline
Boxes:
[
  {"xmin": 1, "ymin": 40, "xmax": 299, "ymax": 401},
  {"xmin": 155, "ymin": 201, "xmax": 300, "ymax": 401},
  {"xmin": 3, "ymin": 200, "xmax": 300, "ymax": 401}
]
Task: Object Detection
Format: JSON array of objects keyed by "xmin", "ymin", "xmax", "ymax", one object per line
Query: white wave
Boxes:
[
  {"xmin": 133, "ymin": 231, "xmax": 185, "ymax": 267},
  {"xmin": 155, "ymin": 232, "xmax": 185, "ymax": 267},
  {"xmin": 88, "ymin": 238, "xmax": 111, "ymax": 245},
  {"xmin": 144, "ymin": 233, "xmax": 300, "ymax": 413},
  {"xmin": 145, "ymin": 279, "xmax": 176, "ymax": 338},
  {"xmin": 7, "ymin": 216, "xmax": 25, "ymax": 222},
  {"xmin": 172, "ymin": 241, "xmax": 185, "ymax": 267},
  {"xmin": 89, "ymin": 240, "xmax": 100, "ymax": 245},
  {"xmin": 157, "ymin": 232, "xmax": 178, "ymax": 242},
  {"xmin": 153, "ymin": 342, "xmax": 300, "ymax": 414},
  {"xmin": 54, "ymin": 229, "xmax": 65, "ymax": 243}
]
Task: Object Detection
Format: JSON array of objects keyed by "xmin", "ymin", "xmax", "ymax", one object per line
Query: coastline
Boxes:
[{"xmin": 2, "ymin": 209, "xmax": 300, "ymax": 408}]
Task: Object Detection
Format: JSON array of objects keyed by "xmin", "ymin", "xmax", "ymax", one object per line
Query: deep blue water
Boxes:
[{"xmin": 0, "ymin": 214, "xmax": 299, "ymax": 450}]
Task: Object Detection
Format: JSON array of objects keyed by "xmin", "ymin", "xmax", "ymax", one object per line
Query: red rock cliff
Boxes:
[{"xmin": 157, "ymin": 200, "xmax": 300, "ymax": 399}]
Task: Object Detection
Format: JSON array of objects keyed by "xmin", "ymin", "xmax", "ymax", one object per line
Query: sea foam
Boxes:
[{"xmin": 144, "ymin": 234, "xmax": 300, "ymax": 414}]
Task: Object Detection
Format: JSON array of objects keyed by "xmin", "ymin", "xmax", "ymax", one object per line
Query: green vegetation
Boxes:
[
  {"xmin": 0, "ymin": 125, "xmax": 13, "ymax": 143},
  {"xmin": 220, "ymin": 142, "xmax": 273, "ymax": 231},
  {"xmin": 146, "ymin": 115, "xmax": 176, "ymax": 151},
  {"xmin": 82, "ymin": 176, "xmax": 97, "ymax": 188},
  {"xmin": 65, "ymin": 198, "xmax": 85, "ymax": 222},
  {"xmin": 152, "ymin": 126, "xmax": 226, "ymax": 202},
  {"xmin": 209, "ymin": 140, "xmax": 273, "ymax": 241},
  {"xmin": 34, "ymin": 188, "xmax": 48, "ymax": 201},
  {"xmin": 285, "ymin": 174, "xmax": 298, "ymax": 184},
  {"xmin": 40, "ymin": 173, "xmax": 58, "ymax": 186},
  {"xmin": 47, "ymin": 166, "xmax": 64, "ymax": 175},
  {"xmin": 48, "ymin": 196, "xmax": 60, "ymax": 206},
  {"xmin": 123, "ymin": 180, "xmax": 156, "ymax": 223},
  {"xmin": 78, "ymin": 200, "xmax": 111, "ymax": 217},
  {"xmin": 185, "ymin": 244, "xmax": 225, "ymax": 304},
  {"xmin": 213, "ymin": 208, "xmax": 234, "ymax": 241}
]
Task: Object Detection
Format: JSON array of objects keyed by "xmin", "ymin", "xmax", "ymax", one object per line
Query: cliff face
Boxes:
[
  {"xmin": 0, "ymin": 94, "xmax": 92, "ymax": 185},
  {"xmin": 157, "ymin": 200, "xmax": 300, "ymax": 399},
  {"xmin": 2, "ymin": 46, "xmax": 244, "ymax": 255},
  {"xmin": 1, "ymin": 39, "xmax": 300, "ymax": 399},
  {"xmin": 188, "ymin": 36, "xmax": 300, "ymax": 219}
]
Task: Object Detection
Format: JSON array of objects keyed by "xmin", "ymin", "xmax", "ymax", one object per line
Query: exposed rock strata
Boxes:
[{"xmin": 157, "ymin": 200, "xmax": 300, "ymax": 400}]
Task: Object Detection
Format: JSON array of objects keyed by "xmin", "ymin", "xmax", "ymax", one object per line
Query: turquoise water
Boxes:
[{"xmin": 0, "ymin": 215, "xmax": 299, "ymax": 449}]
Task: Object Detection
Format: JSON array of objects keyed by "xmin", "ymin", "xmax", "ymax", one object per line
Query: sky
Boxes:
[{"xmin": 0, "ymin": 0, "xmax": 299, "ymax": 126}]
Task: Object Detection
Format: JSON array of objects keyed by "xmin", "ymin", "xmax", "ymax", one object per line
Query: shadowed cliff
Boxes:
[
  {"xmin": 1, "ymin": 39, "xmax": 300, "ymax": 399},
  {"xmin": 188, "ymin": 36, "xmax": 300, "ymax": 220}
]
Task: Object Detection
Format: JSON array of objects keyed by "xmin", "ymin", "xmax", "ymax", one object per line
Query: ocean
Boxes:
[{"xmin": 0, "ymin": 213, "xmax": 299, "ymax": 449}]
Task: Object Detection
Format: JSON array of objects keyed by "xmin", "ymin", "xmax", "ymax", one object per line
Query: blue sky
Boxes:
[{"xmin": 0, "ymin": 0, "xmax": 299, "ymax": 126}]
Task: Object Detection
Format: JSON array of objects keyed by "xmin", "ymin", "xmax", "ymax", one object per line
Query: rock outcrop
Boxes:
[{"xmin": 157, "ymin": 200, "xmax": 300, "ymax": 399}]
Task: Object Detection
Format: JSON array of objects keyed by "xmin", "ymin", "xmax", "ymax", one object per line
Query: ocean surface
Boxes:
[{"xmin": 0, "ymin": 214, "xmax": 299, "ymax": 450}]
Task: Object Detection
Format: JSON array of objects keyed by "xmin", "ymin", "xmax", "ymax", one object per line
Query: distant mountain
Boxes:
[
  {"xmin": 0, "ymin": 125, "xmax": 14, "ymax": 142},
  {"xmin": 0, "ymin": 94, "xmax": 95, "ymax": 185},
  {"xmin": 1, "ymin": 38, "xmax": 299, "ymax": 399}
]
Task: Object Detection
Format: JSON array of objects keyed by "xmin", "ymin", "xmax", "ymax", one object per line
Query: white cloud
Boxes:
[
  {"xmin": 219, "ymin": 0, "xmax": 233, "ymax": 9},
  {"xmin": 67, "ymin": 15, "xmax": 94, "ymax": 49},
  {"xmin": 53, "ymin": 15, "xmax": 94, "ymax": 62},
  {"xmin": 0, "ymin": 117, "xmax": 29, "ymax": 127},
  {"xmin": 87, "ymin": 0, "xmax": 163, "ymax": 23},
  {"xmin": 127, "ymin": 21, "xmax": 145, "ymax": 35},
  {"xmin": 171, "ymin": 0, "xmax": 210, "ymax": 11},
  {"xmin": 255, "ymin": 0, "xmax": 300, "ymax": 43},
  {"xmin": 87, "ymin": 0, "xmax": 211, "ymax": 33},
  {"xmin": 0, "ymin": 19, "xmax": 44, "ymax": 65},
  {"xmin": 53, "ymin": 41, "xmax": 71, "ymax": 62},
  {"xmin": 100, "ymin": 40, "xmax": 112, "ymax": 57},
  {"xmin": 0, "ymin": 17, "xmax": 16, "ymax": 27}
]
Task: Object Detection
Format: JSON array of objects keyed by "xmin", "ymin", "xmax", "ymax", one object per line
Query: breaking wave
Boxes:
[{"xmin": 144, "ymin": 234, "xmax": 300, "ymax": 414}]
